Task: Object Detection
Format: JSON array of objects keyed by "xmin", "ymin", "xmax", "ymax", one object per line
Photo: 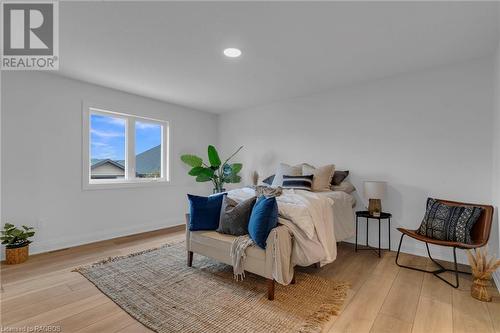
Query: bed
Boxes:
[
  {"xmin": 186, "ymin": 185, "xmax": 356, "ymax": 294},
  {"xmin": 226, "ymin": 187, "xmax": 356, "ymax": 268}
]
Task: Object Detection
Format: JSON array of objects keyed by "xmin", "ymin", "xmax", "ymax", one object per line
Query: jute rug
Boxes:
[{"xmin": 73, "ymin": 241, "xmax": 349, "ymax": 333}]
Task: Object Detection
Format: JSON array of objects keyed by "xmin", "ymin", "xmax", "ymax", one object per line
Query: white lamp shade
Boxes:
[{"xmin": 364, "ymin": 181, "xmax": 386, "ymax": 200}]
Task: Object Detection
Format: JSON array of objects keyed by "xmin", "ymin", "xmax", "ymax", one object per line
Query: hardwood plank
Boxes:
[
  {"xmin": 378, "ymin": 268, "xmax": 424, "ymax": 323},
  {"xmin": 3, "ymin": 285, "xmax": 100, "ymax": 325},
  {"xmin": 329, "ymin": 254, "xmax": 400, "ymax": 333},
  {"xmin": 412, "ymin": 296, "xmax": 453, "ymax": 333},
  {"xmin": 487, "ymin": 296, "xmax": 500, "ymax": 333},
  {"xmin": 1, "ymin": 249, "xmax": 124, "ymax": 284},
  {"xmin": 117, "ymin": 321, "xmax": 154, "ymax": 333},
  {"xmin": 1, "ymin": 282, "xmax": 74, "ymax": 313},
  {"xmin": 420, "ymin": 268, "xmax": 452, "ymax": 304},
  {"xmin": 1, "ymin": 271, "xmax": 83, "ymax": 300},
  {"xmin": 11, "ymin": 293, "xmax": 109, "ymax": 328},
  {"xmin": 51, "ymin": 300, "xmax": 119, "ymax": 332},
  {"xmin": 452, "ymin": 289, "xmax": 495, "ymax": 333},
  {"xmin": 75, "ymin": 310, "xmax": 136, "ymax": 332},
  {"xmin": 395, "ymin": 253, "xmax": 428, "ymax": 270},
  {"xmin": 370, "ymin": 313, "xmax": 412, "ymax": 333}
]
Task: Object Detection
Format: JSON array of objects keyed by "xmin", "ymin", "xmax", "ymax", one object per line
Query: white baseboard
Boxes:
[
  {"xmin": 1, "ymin": 219, "xmax": 184, "ymax": 260},
  {"xmin": 493, "ymin": 270, "xmax": 500, "ymax": 293}
]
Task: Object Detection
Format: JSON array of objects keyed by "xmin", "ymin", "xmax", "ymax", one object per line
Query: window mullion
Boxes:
[{"xmin": 127, "ymin": 117, "xmax": 136, "ymax": 180}]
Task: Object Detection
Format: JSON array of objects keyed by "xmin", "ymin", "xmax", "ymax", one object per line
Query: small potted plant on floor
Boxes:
[
  {"xmin": 467, "ymin": 247, "xmax": 500, "ymax": 302},
  {"xmin": 1, "ymin": 223, "xmax": 35, "ymax": 264}
]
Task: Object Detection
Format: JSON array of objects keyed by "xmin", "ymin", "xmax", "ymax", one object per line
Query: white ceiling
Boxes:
[{"xmin": 59, "ymin": 1, "xmax": 499, "ymax": 113}]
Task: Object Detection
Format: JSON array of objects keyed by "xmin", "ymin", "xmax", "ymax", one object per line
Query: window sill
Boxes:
[{"xmin": 83, "ymin": 179, "xmax": 170, "ymax": 190}]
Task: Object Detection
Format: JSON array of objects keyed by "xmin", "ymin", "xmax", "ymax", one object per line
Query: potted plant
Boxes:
[
  {"xmin": 181, "ymin": 145, "xmax": 243, "ymax": 193},
  {"xmin": 466, "ymin": 247, "xmax": 500, "ymax": 302},
  {"xmin": 1, "ymin": 223, "xmax": 35, "ymax": 264}
]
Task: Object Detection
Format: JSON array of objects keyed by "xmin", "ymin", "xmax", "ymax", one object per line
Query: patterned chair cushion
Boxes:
[{"xmin": 417, "ymin": 198, "xmax": 483, "ymax": 244}]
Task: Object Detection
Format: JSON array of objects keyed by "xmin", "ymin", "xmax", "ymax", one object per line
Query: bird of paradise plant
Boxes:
[{"xmin": 181, "ymin": 145, "xmax": 243, "ymax": 193}]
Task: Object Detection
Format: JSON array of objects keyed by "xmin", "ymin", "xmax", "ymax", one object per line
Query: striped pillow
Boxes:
[{"xmin": 282, "ymin": 175, "xmax": 313, "ymax": 191}]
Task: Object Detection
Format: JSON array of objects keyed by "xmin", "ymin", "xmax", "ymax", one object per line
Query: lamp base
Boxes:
[{"xmin": 368, "ymin": 199, "xmax": 382, "ymax": 217}]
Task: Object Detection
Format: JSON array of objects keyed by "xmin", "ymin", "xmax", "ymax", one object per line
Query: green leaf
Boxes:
[
  {"xmin": 196, "ymin": 174, "xmax": 212, "ymax": 182},
  {"xmin": 230, "ymin": 163, "xmax": 242, "ymax": 174},
  {"xmin": 199, "ymin": 168, "xmax": 215, "ymax": 178},
  {"xmin": 225, "ymin": 175, "xmax": 241, "ymax": 183},
  {"xmin": 188, "ymin": 167, "xmax": 205, "ymax": 176},
  {"xmin": 4, "ymin": 223, "xmax": 14, "ymax": 229},
  {"xmin": 207, "ymin": 145, "xmax": 221, "ymax": 168},
  {"xmin": 180, "ymin": 154, "xmax": 203, "ymax": 168}
]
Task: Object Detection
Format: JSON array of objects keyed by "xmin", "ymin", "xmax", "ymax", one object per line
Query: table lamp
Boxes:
[{"xmin": 364, "ymin": 181, "xmax": 386, "ymax": 217}]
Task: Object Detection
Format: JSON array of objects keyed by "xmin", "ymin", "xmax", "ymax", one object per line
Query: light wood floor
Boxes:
[{"xmin": 1, "ymin": 228, "xmax": 499, "ymax": 333}]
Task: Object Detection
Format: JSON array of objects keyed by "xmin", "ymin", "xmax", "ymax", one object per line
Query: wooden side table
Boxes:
[{"xmin": 355, "ymin": 211, "xmax": 392, "ymax": 257}]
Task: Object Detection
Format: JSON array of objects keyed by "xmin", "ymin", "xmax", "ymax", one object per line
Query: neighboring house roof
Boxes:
[
  {"xmin": 91, "ymin": 159, "xmax": 125, "ymax": 170},
  {"xmin": 136, "ymin": 145, "xmax": 161, "ymax": 175},
  {"xmin": 90, "ymin": 145, "xmax": 160, "ymax": 175}
]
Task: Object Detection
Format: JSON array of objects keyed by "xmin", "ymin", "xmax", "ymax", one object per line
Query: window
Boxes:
[
  {"xmin": 135, "ymin": 121, "xmax": 162, "ymax": 179},
  {"xmin": 83, "ymin": 106, "xmax": 169, "ymax": 188},
  {"xmin": 90, "ymin": 113, "xmax": 126, "ymax": 180}
]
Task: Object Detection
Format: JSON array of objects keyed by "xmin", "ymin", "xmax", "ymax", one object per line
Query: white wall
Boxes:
[
  {"xmin": 492, "ymin": 31, "xmax": 500, "ymax": 288},
  {"xmin": 1, "ymin": 72, "xmax": 217, "ymax": 256},
  {"xmin": 219, "ymin": 58, "xmax": 495, "ymax": 264}
]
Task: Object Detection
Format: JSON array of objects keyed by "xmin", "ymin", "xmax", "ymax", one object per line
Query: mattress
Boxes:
[{"xmin": 317, "ymin": 191, "xmax": 356, "ymax": 241}]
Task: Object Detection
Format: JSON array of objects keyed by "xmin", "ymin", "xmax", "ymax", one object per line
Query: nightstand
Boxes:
[{"xmin": 355, "ymin": 211, "xmax": 392, "ymax": 257}]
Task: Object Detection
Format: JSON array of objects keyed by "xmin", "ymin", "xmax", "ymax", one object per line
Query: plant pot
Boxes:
[
  {"xmin": 5, "ymin": 244, "xmax": 29, "ymax": 265},
  {"xmin": 471, "ymin": 277, "xmax": 492, "ymax": 302}
]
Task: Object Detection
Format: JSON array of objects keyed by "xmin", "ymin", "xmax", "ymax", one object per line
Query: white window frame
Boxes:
[{"xmin": 82, "ymin": 103, "xmax": 170, "ymax": 190}]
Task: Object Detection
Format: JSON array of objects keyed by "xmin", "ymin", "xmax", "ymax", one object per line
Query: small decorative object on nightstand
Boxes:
[
  {"xmin": 355, "ymin": 211, "xmax": 392, "ymax": 257},
  {"xmin": 364, "ymin": 181, "xmax": 386, "ymax": 217}
]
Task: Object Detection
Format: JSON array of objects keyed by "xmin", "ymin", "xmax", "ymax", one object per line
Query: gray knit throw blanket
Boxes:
[
  {"xmin": 230, "ymin": 235, "xmax": 255, "ymax": 281},
  {"xmin": 253, "ymin": 185, "xmax": 283, "ymax": 198}
]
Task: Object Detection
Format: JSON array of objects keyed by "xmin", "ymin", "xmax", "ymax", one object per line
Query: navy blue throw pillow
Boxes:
[
  {"xmin": 187, "ymin": 193, "xmax": 226, "ymax": 231},
  {"xmin": 248, "ymin": 196, "xmax": 278, "ymax": 249}
]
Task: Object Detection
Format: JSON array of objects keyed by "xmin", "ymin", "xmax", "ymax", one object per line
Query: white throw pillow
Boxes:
[
  {"xmin": 302, "ymin": 164, "xmax": 335, "ymax": 192},
  {"xmin": 271, "ymin": 163, "xmax": 302, "ymax": 187}
]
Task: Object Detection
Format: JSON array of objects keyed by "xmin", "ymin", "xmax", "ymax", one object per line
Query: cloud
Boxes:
[
  {"xmin": 91, "ymin": 129, "xmax": 125, "ymax": 138},
  {"xmin": 91, "ymin": 142, "xmax": 121, "ymax": 160},
  {"xmin": 136, "ymin": 121, "xmax": 160, "ymax": 130},
  {"xmin": 107, "ymin": 117, "xmax": 126, "ymax": 126},
  {"xmin": 92, "ymin": 115, "xmax": 125, "ymax": 126}
]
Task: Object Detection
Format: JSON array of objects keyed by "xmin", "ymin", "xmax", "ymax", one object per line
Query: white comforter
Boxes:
[{"xmin": 228, "ymin": 188, "xmax": 344, "ymax": 268}]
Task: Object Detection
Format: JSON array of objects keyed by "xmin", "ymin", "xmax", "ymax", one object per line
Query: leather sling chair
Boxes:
[{"xmin": 395, "ymin": 199, "xmax": 494, "ymax": 288}]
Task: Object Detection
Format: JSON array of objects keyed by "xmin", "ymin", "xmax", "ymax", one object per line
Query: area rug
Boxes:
[{"xmin": 73, "ymin": 241, "xmax": 349, "ymax": 333}]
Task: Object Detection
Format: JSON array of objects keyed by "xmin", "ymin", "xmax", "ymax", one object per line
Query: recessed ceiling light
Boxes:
[{"xmin": 223, "ymin": 48, "xmax": 242, "ymax": 58}]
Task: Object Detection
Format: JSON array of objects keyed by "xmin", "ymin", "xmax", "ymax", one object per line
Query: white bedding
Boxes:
[
  {"xmin": 227, "ymin": 188, "xmax": 355, "ymax": 268},
  {"xmin": 317, "ymin": 191, "xmax": 356, "ymax": 242}
]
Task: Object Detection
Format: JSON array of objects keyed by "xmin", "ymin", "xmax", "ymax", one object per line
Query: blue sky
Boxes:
[
  {"xmin": 136, "ymin": 121, "xmax": 161, "ymax": 155},
  {"xmin": 90, "ymin": 114, "xmax": 161, "ymax": 160}
]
